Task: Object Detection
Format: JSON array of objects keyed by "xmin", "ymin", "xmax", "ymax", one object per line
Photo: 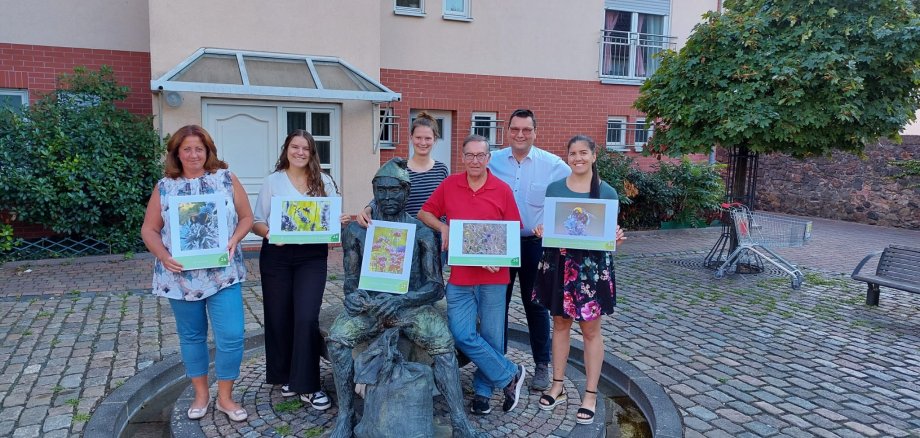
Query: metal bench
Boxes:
[{"xmin": 851, "ymin": 244, "xmax": 920, "ymax": 306}]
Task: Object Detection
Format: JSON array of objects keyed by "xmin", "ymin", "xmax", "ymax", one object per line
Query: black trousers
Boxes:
[{"xmin": 259, "ymin": 240, "xmax": 328, "ymax": 394}]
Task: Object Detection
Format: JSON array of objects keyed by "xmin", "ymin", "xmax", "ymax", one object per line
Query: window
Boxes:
[
  {"xmin": 286, "ymin": 109, "xmax": 338, "ymax": 174},
  {"xmin": 470, "ymin": 112, "xmax": 501, "ymax": 149},
  {"xmin": 443, "ymin": 0, "xmax": 471, "ymax": 21},
  {"xmin": 606, "ymin": 117, "xmax": 627, "ymax": 151},
  {"xmin": 395, "ymin": 0, "xmax": 425, "ymax": 16},
  {"xmin": 378, "ymin": 108, "xmax": 399, "ymax": 149},
  {"xmin": 631, "ymin": 118, "xmax": 652, "ymax": 152},
  {"xmin": 600, "ymin": 7, "xmax": 674, "ymax": 84},
  {"xmin": 0, "ymin": 89, "xmax": 28, "ymax": 113}
]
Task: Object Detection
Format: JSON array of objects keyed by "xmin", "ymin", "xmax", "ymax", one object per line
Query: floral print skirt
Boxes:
[{"xmin": 532, "ymin": 248, "xmax": 616, "ymax": 322}]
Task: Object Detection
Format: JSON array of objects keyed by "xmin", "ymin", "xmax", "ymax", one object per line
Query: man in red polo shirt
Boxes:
[{"xmin": 419, "ymin": 134, "xmax": 526, "ymax": 416}]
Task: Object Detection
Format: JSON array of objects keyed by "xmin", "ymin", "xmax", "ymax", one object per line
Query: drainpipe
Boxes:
[{"xmin": 155, "ymin": 86, "xmax": 164, "ymax": 143}]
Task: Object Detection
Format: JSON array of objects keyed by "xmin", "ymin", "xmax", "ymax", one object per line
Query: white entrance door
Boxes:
[
  {"xmin": 203, "ymin": 103, "xmax": 278, "ymax": 241},
  {"xmin": 409, "ymin": 110, "xmax": 452, "ymax": 171},
  {"xmin": 203, "ymin": 103, "xmax": 278, "ymax": 208}
]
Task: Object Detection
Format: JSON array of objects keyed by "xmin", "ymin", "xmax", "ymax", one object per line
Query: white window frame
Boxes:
[
  {"xmin": 599, "ymin": 8, "xmax": 673, "ymax": 86},
  {"xmin": 470, "ymin": 112, "xmax": 501, "ymax": 150},
  {"xmin": 394, "ymin": 0, "xmax": 425, "ymax": 17},
  {"xmin": 281, "ymin": 105, "xmax": 341, "ymax": 178},
  {"xmin": 0, "ymin": 89, "xmax": 28, "ymax": 112},
  {"xmin": 378, "ymin": 107, "xmax": 399, "ymax": 150},
  {"xmin": 442, "ymin": 0, "xmax": 472, "ymax": 21},
  {"xmin": 632, "ymin": 118, "xmax": 653, "ymax": 152},
  {"xmin": 606, "ymin": 117, "xmax": 628, "ymax": 152}
]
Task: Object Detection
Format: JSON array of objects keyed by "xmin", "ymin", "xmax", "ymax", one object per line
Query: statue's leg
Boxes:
[
  {"xmin": 328, "ymin": 340, "xmax": 355, "ymax": 438},
  {"xmin": 401, "ymin": 306, "xmax": 485, "ymax": 438},
  {"xmin": 433, "ymin": 353, "xmax": 486, "ymax": 438},
  {"xmin": 328, "ymin": 313, "xmax": 378, "ymax": 438}
]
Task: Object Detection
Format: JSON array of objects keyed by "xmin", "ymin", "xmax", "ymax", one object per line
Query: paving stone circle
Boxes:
[{"xmin": 194, "ymin": 348, "xmax": 589, "ymax": 437}]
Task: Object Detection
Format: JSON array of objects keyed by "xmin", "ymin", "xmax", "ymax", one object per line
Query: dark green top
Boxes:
[{"xmin": 545, "ymin": 178, "xmax": 618, "ymax": 200}]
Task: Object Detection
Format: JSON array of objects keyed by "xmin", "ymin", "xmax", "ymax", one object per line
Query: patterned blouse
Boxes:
[{"xmin": 151, "ymin": 169, "xmax": 247, "ymax": 301}]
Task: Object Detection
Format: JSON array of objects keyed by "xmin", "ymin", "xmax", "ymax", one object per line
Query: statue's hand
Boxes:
[
  {"xmin": 344, "ymin": 289, "xmax": 370, "ymax": 316},
  {"xmin": 371, "ymin": 294, "xmax": 403, "ymax": 320}
]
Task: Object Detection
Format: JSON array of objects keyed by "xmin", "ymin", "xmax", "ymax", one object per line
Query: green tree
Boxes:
[
  {"xmin": 0, "ymin": 66, "xmax": 163, "ymax": 253},
  {"xmin": 635, "ymin": 0, "xmax": 920, "ymax": 159}
]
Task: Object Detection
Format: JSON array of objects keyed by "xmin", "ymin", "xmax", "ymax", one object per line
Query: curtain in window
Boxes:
[
  {"xmin": 445, "ymin": 0, "xmax": 464, "ymax": 13},
  {"xmin": 603, "ymin": 10, "xmax": 618, "ymax": 75},
  {"xmin": 636, "ymin": 14, "xmax": 664, "ymax": 77}
]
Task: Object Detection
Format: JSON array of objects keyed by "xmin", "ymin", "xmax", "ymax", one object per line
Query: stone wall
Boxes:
[{"xmin": 753, "ymin": 136, "xmax": 920, "ymax": 229}]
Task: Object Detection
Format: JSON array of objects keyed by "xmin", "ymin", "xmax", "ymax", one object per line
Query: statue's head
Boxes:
[{"xmin": 372, "ymin": 158, "xmax": 411, "ymax": 217}]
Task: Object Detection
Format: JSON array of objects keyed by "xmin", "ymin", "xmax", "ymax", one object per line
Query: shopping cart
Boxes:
[{"xmin": 713, "ymin": 204, "xmax": 813, "ymax": 289}]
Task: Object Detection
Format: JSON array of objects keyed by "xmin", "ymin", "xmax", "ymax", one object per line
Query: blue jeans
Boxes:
[
  {"xmin": 446, "ymin": 283, "xmax": 516, "ymax": 398},
  {"xmin": 169, "ymin": 283, "xmax": 245, "ymax": 380},
  {"xmin": 505, "ymin": 238, "xmax": 551, "ymax": 364}
]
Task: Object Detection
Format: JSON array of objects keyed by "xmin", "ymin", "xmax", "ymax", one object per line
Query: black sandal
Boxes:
[
  {"xmin": 539, "ymin": 379, "xmax": 567, "ymax": 411},
  {"xmin": 576, "ymin": 389, "xmax": 598, "ymax": 425}
]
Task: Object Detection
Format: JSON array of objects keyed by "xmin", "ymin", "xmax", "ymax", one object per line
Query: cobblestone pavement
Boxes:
[{"xmin": 0, "ymin": 217, "xmax": 919, "ymax": 437}]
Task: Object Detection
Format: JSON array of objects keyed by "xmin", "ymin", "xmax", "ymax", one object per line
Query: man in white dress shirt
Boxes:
[{"xmin": 487, "ymin": 109, "xmax": 571, "ymax": 390}]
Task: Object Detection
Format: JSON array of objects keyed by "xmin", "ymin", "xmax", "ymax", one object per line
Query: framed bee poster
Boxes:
[
  {"xmin": 268, "ymin": 196, "xmax": 342, "ymax": 244},
  {"xmin": 542, "ymin": 197, "xmax": 619, "ymax": 251}
]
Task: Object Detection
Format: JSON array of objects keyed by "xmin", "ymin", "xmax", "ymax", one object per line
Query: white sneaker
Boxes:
[
  {"xmin": 300, "ymin": 390, "xmax": 332, "ymax": 411},
  {"xmin": 280, "ymin": 384, "xmax": 296, "ymax": 397}
]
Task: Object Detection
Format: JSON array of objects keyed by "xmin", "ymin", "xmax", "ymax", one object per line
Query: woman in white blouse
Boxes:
[{"xmin": 252, "ymin": 129, "xmax": 349, "ymax": 410}]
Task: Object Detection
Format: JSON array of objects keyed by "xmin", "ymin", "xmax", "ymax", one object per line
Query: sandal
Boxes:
[
  {"xmin": 539, "ymin": 379, "xmax": 567, "ymax": 411},
  {"xmin": 576, "ymin": 389, "xmax": 598, "ymax": 425}
]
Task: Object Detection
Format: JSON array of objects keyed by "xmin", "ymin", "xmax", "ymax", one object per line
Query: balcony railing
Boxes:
[{"xmin": 600, "ymin": 30, "xmax": 676, "ymax": 82}]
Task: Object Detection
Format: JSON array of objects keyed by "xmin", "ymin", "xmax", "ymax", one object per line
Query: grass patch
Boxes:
[
  {"xmin": 65, "ymin": 398, "xmax": 79, "ymax": 407},
  {"xmin": 719, "ymin": 306, "xmax": 735, "ymax": 316},
  {"xmin": 275, "ymin": 424, "xmax": 293, "ymax": 436},
  {"xmin": 73, "ymin": 413, "xmax": 91, "ymax": 423},
  {"xmin": 36, "ymin": 311, "xmax": 51, "ymax": 318},
  {"xmin": 304, "ymin": 427, "xmax": 325, "ymax": 437},
  {"xmin": 804, "ymin": 272, "xmax": 848, "ymax": 287},
  {"xmin": 274, "ymin": 399, "xmax": 303, "ymax": 413}
]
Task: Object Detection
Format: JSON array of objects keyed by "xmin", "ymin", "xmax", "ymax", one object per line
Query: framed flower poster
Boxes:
[
  {"xmin": 167, "ymin": 193, "xmax": 230, "ymax": 270},
  {"xmin": 358, "ymin": 220, "xmax": 417, "ymax": 294},
  {"xmin": 268, "ymin": 196, "xmax": 342, "ymax": 244},
  {"xmin": 447, "ymin": 220, "xmax": 521, "ymax": 267},
  {"xmin": 542, "ymin": 197, "xmax": 619, "ymax": 251}
]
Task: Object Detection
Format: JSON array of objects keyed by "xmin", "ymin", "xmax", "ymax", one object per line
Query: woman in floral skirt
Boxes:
[{"xmin": 532, "ymin": 134, "xmax": 625, "ymax": 424}]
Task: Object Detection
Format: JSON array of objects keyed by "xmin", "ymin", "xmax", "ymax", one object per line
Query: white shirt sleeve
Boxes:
[{"xmin": 252, "ymin": 173, "xmax": 276, "ymax": 226}]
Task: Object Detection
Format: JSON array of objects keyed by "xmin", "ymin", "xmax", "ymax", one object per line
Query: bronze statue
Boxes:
[{"xmin": 327, "ymin": 158, "xmax": 483, "ymax": 438}]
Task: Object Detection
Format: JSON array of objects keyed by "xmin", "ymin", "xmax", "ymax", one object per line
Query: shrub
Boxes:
[
  {"xmin": 0, "ymin": 66, "xmax": 164, "ymax": 253},
  {"xmin": 596, "ymin": 151, "xmax": 725, "ymax": 229}
]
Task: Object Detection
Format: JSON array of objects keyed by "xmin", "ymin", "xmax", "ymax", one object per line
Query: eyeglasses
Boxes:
[
  {"xmin": 463, "ymin": 153, "xmax": 490, "ymax": 162},
  {"xmin": 509, "ymin": 127, "xmax": 534, "ymax": 135}
]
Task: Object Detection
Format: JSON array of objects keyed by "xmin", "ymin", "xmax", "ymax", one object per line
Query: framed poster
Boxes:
[
  {"xmin": 268, "ymin": 196, "xmax": 342, "ymax": 244},
  {"xmin": 447, "ymin": 220, "xmax": 521, "ymax": 267},
  {"xmin": 167, "ymin": 193, "xmax": 230, "ymax": 270},
  {"xmin": 358, "ymin": 220, "xmax": 417, "ymax": 294},
  {"xmin": 542, "ymin": 197, "xmax": 619, "ymax": 251}
]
